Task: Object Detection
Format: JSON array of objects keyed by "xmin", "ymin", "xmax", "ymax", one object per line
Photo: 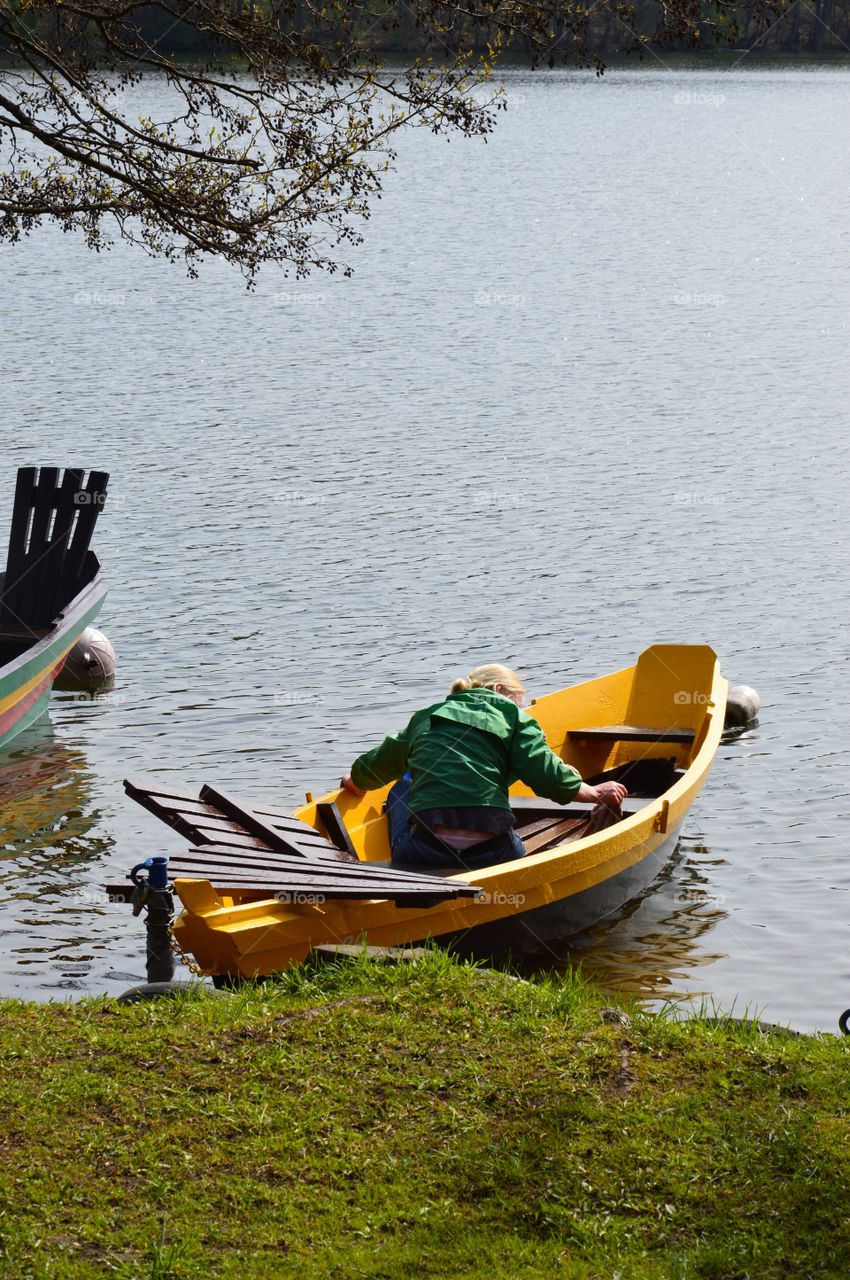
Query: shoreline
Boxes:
[{"xmin": 2, "ymin": 949, "xmax": 848, "ymax": 1278}]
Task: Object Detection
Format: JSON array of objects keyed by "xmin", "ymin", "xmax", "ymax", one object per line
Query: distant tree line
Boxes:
[
  {"xmin": 4, "ymin": 0, "xmax": 850, "ymax": 59},
  {"xmin": 85, "ymin": 0, "xmax": 850, "ymax": 57}
]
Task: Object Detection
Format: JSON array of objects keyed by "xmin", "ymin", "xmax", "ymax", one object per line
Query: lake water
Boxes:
[{"xmin": 1, "ymin": 62, "xmax": 848, "ymax": 1032}]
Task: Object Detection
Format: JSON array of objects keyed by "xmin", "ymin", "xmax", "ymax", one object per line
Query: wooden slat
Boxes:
[
  {"xmin": 316, "ymin": 801, "xmax": 359, "ymax": 860},
  {"xmin": 123, "ymin": 780, "xmax": 218, "ymax": 848},
  {"xmin": 200, "ymin": 783, "xmax": 355, "ymax": 863},
  {"xmin": 188, "ymin": 825, "xmax": 277, "ymax": 850},
  {"xmin": 125, "ymin": 779, "xmax": 208, "ymax": 807},
  {"xmin": 567, "ymin": 724, "xmax": 695, "ymax": 744},
  {"xmin": 169, "ymin": 860, "xmax": 387, "ymax": 886},
  {"xmin": 171, "ymin": 873, "xmax": 477, "ymax": 902},
  {"xmin": 184, "ymin": 880, "xmax": 474, "ymax": 902},
  {"xmin": 63, "ymin": 469, "xmax": 108, "ymax": 599},
  {"xmin": 168, "ymin": 824, "xmax": 350, "ymax": 866},
  {"xmin": 126, "ymin": 787, "xmax": 273, "ymax": 841},
  {"xmin": 178, "ymin": 844, "xmax": 466, "ymax": 885},
  {"xmin": 20, "ymin": 466, "xmax": 59, "ymax": 629},
  {"xmin": 511, "ymin": 796, "xmax": 648, "ymax": 820},
  {"xmin": 0, "ymin": 467, "xmax": 37, "ymax": 630},
  {"xmin": 0, "ymin": 466, "xmax": 55, "ymax": 630},
  {"xmin": 34, "ymin": 467, "xmax": 84, "ymax": 628},
  {"xmin": 198, "ymin": 784, "xmax": 312, "ymax": 853},
  {"xmin": 522, "ymin": 817, "xmax": 589, "ymax": 855},
  {"xmin": 513, "ymin": 816, "xmax": 571, "ymax": 840},
  {"xmin": 169, "ymin": 855, "xmax": 379, "ymax": 882},
  {"xmin": 168, "ymin": 863, "xmax": 440, "ymax": 894}
]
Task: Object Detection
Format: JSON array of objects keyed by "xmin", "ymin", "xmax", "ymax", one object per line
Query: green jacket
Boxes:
[{"xmin": 350, "ymin": 687, "xmax": 582, "ymax": 814}]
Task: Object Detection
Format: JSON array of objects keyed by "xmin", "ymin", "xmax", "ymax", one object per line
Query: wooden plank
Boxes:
[
  {"xmin": 0, "ymin": 467, "xmax": 37, "ymax": 630},
  {"xmin": 169, "ymin": 854, "xmax": 376, "ymax": 881},
  {"xmin": 103, "ymin": 883, "xmax": 136, "ymax": 903},
  {"xmin": 191, "ymin": 833, "xmax": 356, "ymax": 866},
  {"xmin": 34, "ymin": 467, "xmax": 85, "ymax": 628},
  {"xmin": 511, "ymin": 797, "xmax": 648, "ymax": 822},
  {"xmin": 567, "ymin": 724, "xmax": 695, "ymax": 744},
  {"xmin": 63, "ymin": 469, "xmax": 108, "ymax": 599},
  {"xmin": 167, "ymin": 862, "xmax": 449, "ymax": 894},
  {"xmin": 315, "ymin": 801, "xmax": 359, "ymax": 860},
  {"xmin": 171, "ymin": 874, "xmax": 477, "ymax": 902},
  {"xmin": 522, "ymin": 817, "xmax": 589, "ymax": 855},
  {"xmin": 4, "ymin": 466, "xmax": 56, "ymax": 629},
  {"xmin": 125, "ymin": 779, "xmax": 206, "ymax": 807},
  {"xmin": 189, "ymin": 825, "xmax": 278, "ymax": 850},
  {"xmin": 178, "ymin": 844, "xmax": 470, "ymax": 885},
  {"xmin": 123, "ymin": 780, "xmax": 215, "ymax": 846},
  {"xmin": 513, "ymin": 816, "xmax": 571, "ymax": 840},
  {"xmin": 19, "ymin": 466, "xmax": 60, "ymax": 630},
  {"xmin": 104, "ymin": 875, "xmax": 474, "ymax": 904},
  {"xmin": 200, "ymin": 784, "xmax": 353, "ymax": 863},
  {"xmin": 199, "ymin": 784, "xmax": 314, "ymax": 853}
]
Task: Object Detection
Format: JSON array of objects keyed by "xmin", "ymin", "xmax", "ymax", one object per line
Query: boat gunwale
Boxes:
[{"xmin": 171, "ymin": 651, "xmax": 728, "ymax": 968}]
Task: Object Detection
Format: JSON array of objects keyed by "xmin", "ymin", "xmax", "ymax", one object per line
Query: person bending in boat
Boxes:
[{"xmin": 339, "ymin": 663, "xmax": 627, "ymax": 871}]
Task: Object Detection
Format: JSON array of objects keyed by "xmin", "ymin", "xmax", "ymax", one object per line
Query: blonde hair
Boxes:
[{"xmin": 450, "ymin": 663, "xmax": 525, "ymax": 697}]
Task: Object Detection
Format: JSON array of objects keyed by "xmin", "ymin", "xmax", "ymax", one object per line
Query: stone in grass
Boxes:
[
  {"xmin": 601, "ymin": 1007, "xmax": 632, "ymax": 1026},
  {"xmin": 117, "ymin": 980, "xmax": 221, "ymax": 1004}
]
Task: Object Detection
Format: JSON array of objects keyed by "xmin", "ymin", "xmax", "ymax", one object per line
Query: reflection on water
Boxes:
[
  {"xmin": 0, "ymin": 722, "xmax": 133, "ymax": 995},
  {"xmin": 537, "ymin": 833, "xmax": 729, "ymax": 1002},
  {"xmin": 1, "ymin": 724, "xmax": 97, "ymax": 851}
]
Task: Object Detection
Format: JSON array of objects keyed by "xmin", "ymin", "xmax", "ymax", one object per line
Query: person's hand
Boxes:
[
  {"xmin": 592, "ymin": 781, "xmax": 628, "ymax": 809},
  {"xmin": 340, "ymin": 774, "xmax": 365, "ymax": 797}
]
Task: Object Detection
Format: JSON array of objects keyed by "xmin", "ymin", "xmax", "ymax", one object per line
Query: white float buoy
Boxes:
[
  {"xmin": 59, "ymin": 625, "xmax": 116, "ymax": 687},
  {"xmin": 725, "ymin": 684, "xmax": 760, "ymax": 728}
]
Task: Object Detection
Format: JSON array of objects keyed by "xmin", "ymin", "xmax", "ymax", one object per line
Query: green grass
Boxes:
[{"xmin": 0, "ymin": 949, "xmax": 848, "ymax": 1279}]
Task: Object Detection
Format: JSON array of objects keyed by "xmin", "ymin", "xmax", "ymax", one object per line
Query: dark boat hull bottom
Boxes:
[{"xmin": 436, "ymin": 826, "xmax": 682, "ymax": 965}]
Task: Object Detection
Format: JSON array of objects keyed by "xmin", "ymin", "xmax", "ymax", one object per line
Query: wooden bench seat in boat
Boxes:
[
  {"xmin": 567, "ymin": 724, "xmax": 696, "ymax": 744},
  {"xmin": 511, "ymin": 795, "xmax": 651, "ymax": 821},
  {"xmin": 115, "ymin": 778, "xmax": 479, "ymax": 907},
  {"xmin": 0, "ymin": 466, "xmax": 108, "ymax": 634}
]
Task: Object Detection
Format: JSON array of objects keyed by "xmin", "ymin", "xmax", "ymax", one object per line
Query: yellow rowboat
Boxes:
[{"xmin": 170, "ymin": 644, "xmax": 727, "ymax": 979}]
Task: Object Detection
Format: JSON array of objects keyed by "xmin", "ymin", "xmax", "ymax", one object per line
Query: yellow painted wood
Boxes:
[{"xmin": 171, "ymin": 645, "xmax": 727, "ymax": 978}]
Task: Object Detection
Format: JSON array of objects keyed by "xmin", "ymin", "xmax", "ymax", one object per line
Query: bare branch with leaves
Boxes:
[{"xmin": 0, "ymin": 0, "xmax": 786, "ymax": 279}]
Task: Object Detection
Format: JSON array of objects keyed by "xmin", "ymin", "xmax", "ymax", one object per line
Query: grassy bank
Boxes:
[{"xmin": 1, "ymin": 951, "xmax": 848, "ymax": 1279}]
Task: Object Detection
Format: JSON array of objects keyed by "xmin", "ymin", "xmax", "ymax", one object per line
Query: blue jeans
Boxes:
[{"xmin": 387, "ymin": 778, "xmax": 525, "ymax": 871}]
